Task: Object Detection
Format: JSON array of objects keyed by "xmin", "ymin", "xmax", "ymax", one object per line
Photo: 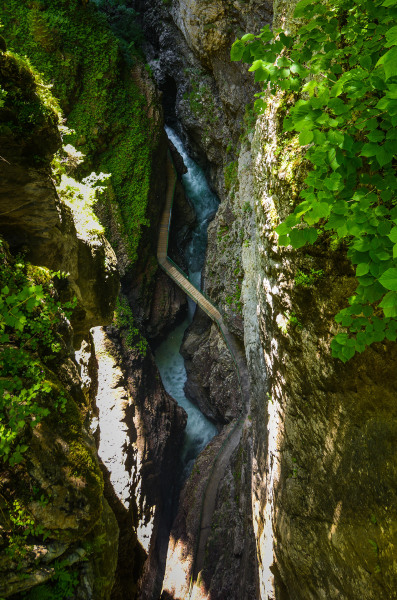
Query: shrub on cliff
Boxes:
[{"xmin": 233, "ymin": 0, "xmax": 397, "ymax": 361}]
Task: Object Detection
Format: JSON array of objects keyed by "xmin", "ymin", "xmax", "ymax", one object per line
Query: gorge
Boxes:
[{"xmin": 1, "ymin": 1, "xmax": 397, "ymax": 600}]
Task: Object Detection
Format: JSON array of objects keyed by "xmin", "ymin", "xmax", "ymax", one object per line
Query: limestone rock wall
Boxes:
[
  {"xmin": 0, "ymin": 47, "xmax": 121, "ymax": 599},
  {"xmin": 135, "ymin": 0, "xmax": 272, "ymax": 189},
  {"xmin": 90, "ymin": 326, "xmax": 187, "ymax": 600},
  {"xmin": 0, "ymin": 32, "xmax": 187, "ymax": 600},
  {"xmin": 248, "ymin": 65, "xmax": 397, "ymax": 600},
  {"xmin": 0, "ymin": 51, "xmax": 119, "ymax": 346}
]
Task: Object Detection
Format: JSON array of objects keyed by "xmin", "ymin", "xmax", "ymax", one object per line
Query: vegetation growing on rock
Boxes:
[
  {"xmin": 233, "ymin": 0, "xmax": 397, "ymax": 361},
  {"xmin": 0, "ymin": 40, "xmax": 120, "ymax": 599},
  {"xmin": 1, "ymin": 0, "xmax": 158, "ymax": 263}
]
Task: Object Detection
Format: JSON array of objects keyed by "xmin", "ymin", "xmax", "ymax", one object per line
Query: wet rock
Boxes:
[{"xmin": 181, "ymin": 310, "xmax": 241, "ymax": 423}]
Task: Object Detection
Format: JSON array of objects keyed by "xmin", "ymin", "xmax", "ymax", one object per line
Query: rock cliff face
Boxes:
[
  {"xmin": 0, "ymin": 14, "xmax": 188, "ymax": 600},
  {"xmin": 0, "ymin": 51, "xmax": 119, "ymax": 346},
  {"xmin": 247, "ymin": 10, "xmax": 397, "ymax": 597},
  {"xmin": 90, "ymin": 326, "xmax": 186, "ymax": 600},
  {"xmin": 134, "ymin": 0, "xmax": 272, "ymax": 185},
  {"xmin": 0, "ymin": 49, "xmax": 120, "ymax": 599}
]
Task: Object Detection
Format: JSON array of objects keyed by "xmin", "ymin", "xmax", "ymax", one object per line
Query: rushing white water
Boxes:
[
  {"xmin": 165, "ymin": 126, "xmax": 218, "ymax": 275},
  {"xmin": 155, "ymin": 127, "xmax": 219, "ymax": 479}
]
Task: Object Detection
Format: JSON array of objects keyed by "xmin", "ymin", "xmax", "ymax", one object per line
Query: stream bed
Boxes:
[{"xmin": 154, "ymin": 127, "xmax": 218, "ymax": 479}]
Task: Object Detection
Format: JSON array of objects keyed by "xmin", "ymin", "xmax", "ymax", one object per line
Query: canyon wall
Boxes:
[
  {"xmin": 247, "ymin": 3, "xmax": 397, "ymax": 598},
  {"xmin": 2, "ymin": 1, "xmax": 396, "ymax": 599},
  {"xmin": 137, "ymin": 0, "xmax": 397, "ymax": 598},
  {"xmin": 0, "ymin": 3, "xmax": 189, "ymax": 598},
  {"xmin": 0, "ymin": 46, "xmax": 120, "ymax": 598}
]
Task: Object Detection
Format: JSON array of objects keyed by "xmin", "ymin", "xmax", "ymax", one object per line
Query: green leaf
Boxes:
[
  {"xmin": 293, "ymin": 0, "xmax": 313, "ymax": 17},
  {"xmin": 254, "ymin": 98, "xmax": 267, "ymax": 114},
  {"xmin": 386, "ymin": 26, "xmax": 397, "ymax": 47},
  {"xmin": 361, "ymin": 143, "xmax": 378, "ymax": 157},
  {"xmin": 305, "ymin": 202, "xmax": 331, "ymax": 224},
  {"xmin": 342, "ymin": 345, "xmax": 356, "ymax": 361},
  {"xmin": 356, "ymin": 263, "xmax": 370, "ymax": 276},
  {"xmin": 334, "ymin": 332, "xmax": 348, "ymax": 345},
  {"xmin": 304, "ymin": 227, "xmax": 318, "ymax": 244},
  {"xmin": 248, "ymin": 59, "xmax": 265, "ymax": 72},
  {"xmin": 328, "ymin": 147, "xmax": 340, "ymax": 170},
  {"xmin": 375, "ymin": 250, "xmax": 391, "ymax": 261},
  {"xmin": 358, "ymin": 275, "xmax": 375, "ymax": 287},
  {"xmin": 231, "ymin": 40, "xmax": 245, "ymax": 61},
  {"xmin": 275, "ymin": 222, "xmax": 291, "ymax": 236},
  {"xmin": 380, "ymin": 291, "xmax": 397, "ymax": 317},
  {"xmin": 299, "ymin": 130, "xmax": 314, "ymax": 145},
  {"xmin": 277, "ymin": 56, "xmax": 290, "ymax": 68},
  {"xmin": 376, "ymin": 146, "xmax": 392, "ymax": 167},
  {"xmin": 363, "ymin": 305, "xmax": 374, "ymax": 317},
  {"xmin": 277, "ymin": 234, "xmax": 290, "ymax": 246},
  {"xmin": 289, "ymin": 229, "xmax": 308, "ymax": 249},
  {"xmin": 388, "ymin": 227, "xmax": 397, "ymax": 244},
  {"xmin": 377, "ymin": 46, "xmax": 397, "ymax": 80},
  {"xmin": 379, "ymin": 268, "xmax": 397, "ymax": 291},
  {"xmin": 241, "ymin": 33, "xmax": 255, "ymax": 42}
]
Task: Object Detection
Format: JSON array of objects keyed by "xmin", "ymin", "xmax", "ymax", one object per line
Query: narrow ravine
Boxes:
[
  {"xmin": 155, "ymin": 318, "xmax": 217, "ymax": 479},
  {"xmin": 154, "ymin": 127, "xmax": 219, "ymax": 481},
  {"xmin": 165, "ymin": 126, "xmax": 218, "ymax": 290}
]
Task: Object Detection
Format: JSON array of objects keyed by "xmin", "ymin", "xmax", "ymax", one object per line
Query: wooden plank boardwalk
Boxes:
[{"xmin": 157, "ymin": 160, "xmax": 222, "ymax": 323}]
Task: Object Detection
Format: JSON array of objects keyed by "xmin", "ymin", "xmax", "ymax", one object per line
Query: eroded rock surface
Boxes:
[
  {"xmin": 91, "ymin": 326, "xmax": 187, "ymax": 600},
  {"xmin": 0, "ymin": 48, "xmax": 119, "ymax": 599},
  {"xmin": 0, "ymin": 51, "xmax": 119, "ymax": 344},
  {"xmin": 248, "ymin": 90, "xmax": 397, "ymax": 600}
]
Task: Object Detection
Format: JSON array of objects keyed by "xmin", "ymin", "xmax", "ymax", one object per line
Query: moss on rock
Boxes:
[{"xmin": 1, "ymin": 0, "xmax": 159, "ymax": 263}]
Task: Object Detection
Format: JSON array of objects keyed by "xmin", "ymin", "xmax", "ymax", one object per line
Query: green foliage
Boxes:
[
  {"xmin": 114, "ymin": 295, "xmax": 147, "ymax": 356},
  {"xmin": 224, "ymin": 160, "xmax": 238, "ymax": 193},
  {"xmin": 1, "ymin": 0, "xmax": 156, "ymax": 264},
  {"xmin": 0, "ymin": 50, "xmax": 61, "ymax": 141},
  {"xmin": 4, "ymin": 499, "xmax": 47, "ymax": 568},
  {"xmin": 277, "ymin": 310, "xmax": 302, "ymax": 334},
  {"xmin": 240, "ymin": 103, "xmax": 257, "ymax": 143},
  {"xmin": 0, "ymin": 85, "xmax": 7, "ymax": 108},
  {"xmin": 22, "ymin": 559, "xmax": 79, "ymax": 600},
  {"xmin": 233, "ymin": 0, "xmax": 397, "ymax": 361},
  {"xmin": 295, "ymin": 268, "xmax": 324, "ymax": 287},
  {"xmin": 0, "ymin": 241, "xmax": 76, "ymax": 465},
  {"xmin": 225, "ymin": 282, "xmax": 243, "ymax": 314},
  {"xmin": 183, "ymin": 70, "xmax": 219, "ymax": 138},
  {"xmin": 93, "ymin": 0, "xmax": 143, "ymax": 61}
]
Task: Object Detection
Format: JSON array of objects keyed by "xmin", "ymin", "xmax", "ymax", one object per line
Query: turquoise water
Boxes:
[{"xmin": 154, "ymin": 127, "xmax": 219, "ymax": 478}]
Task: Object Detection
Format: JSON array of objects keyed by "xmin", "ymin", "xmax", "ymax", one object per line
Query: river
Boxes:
[{"xmin": 154, "ymin": 126, "xmax": 218, "ymax": 479}]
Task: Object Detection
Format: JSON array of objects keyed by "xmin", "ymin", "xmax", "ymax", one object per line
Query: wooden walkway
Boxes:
[{"xmin": 157, "ymin": 160, "xmax": 222, "ymax": 323}]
